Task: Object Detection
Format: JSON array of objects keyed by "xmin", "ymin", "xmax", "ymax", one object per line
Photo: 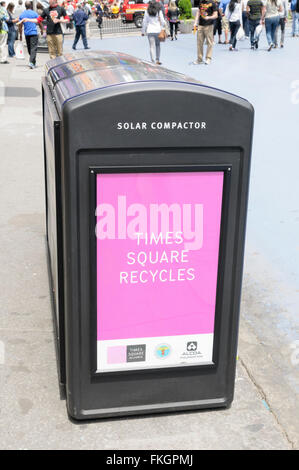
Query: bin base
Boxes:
[{"xmin": 67, "ymin": 397, "xmax": 233, "ymax": 421}]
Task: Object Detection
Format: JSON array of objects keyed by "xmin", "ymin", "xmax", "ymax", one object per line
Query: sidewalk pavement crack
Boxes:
[{"xmin": 238, "ymin": 356, "xmax": 296, "ymax": 450}]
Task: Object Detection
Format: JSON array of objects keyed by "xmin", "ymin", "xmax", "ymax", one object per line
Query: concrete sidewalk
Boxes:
[{"xmin": 0, "ymin": 32, "xmax": 298, "ymax": 450}]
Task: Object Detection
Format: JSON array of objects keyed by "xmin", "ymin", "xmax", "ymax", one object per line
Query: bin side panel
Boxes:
[{"xmin": 43, "ymin": 80, "xmax": 66, "ymax": 387}]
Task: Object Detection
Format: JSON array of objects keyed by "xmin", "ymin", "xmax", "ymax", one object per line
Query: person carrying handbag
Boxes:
[
  {"xmin": 225, "ymin": 0, "xmax": 243, "ymax": 50},
  {"xmin": 142, "ymin": 1, "xmax": 166, "ymax": 65},
  {"xmin": 246, "ymin": 0, "xmax": 265, "ymax": 49},
  {"xmin": 167, "ymin": 0, "xmax": 180, "ymax": 41}
]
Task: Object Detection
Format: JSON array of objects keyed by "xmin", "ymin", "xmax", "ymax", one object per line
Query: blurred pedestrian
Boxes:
[
  {"xmin": 219, "ymin": 0, "xmax": 230, "ymax": 43},
  {"xmin": 167, "ymin": 0, "xmax": 180, "ymax": 40},
  {"xmin": 95, "ymin": 1, "xmax": 103, "ymax": 28},
  {"xmin": 6, "ymin": 3, "xmax": 18, "ymax": 57},
  {"xmin": 40, "ymin": 0, "xmax": 69, "ymax": 59},
  {"xmin": 193, "ymin": 0, "xmax": 218, "ymax": 65},
  {"xmin": 263, "ymin": 0, "xmax": 282, "ymax": 51},
  {"xmin": 82, "ymin": 0, "xmax": 91, "ymax": 37},
  {"xmin": 156, "ymin": 0, "xmax": 166, "ymax": 18},
  {"xmin": 290, "ymin": 0, "xmax": 299, "ymax": 36},
  {"xmin": 225, "ymin": 0, "xmax": 242, "ymax": 50},
  {"xmin": 72, "ymin": 3, "xmax": 90, "ymax": 49},
  {"xmin": 274, "ymin": 0, "xmax": 287, "ymax": 47},
  {"xmin": 142, "ymin": 0, "xmax": 165, "ymax": 65},
  {"xmin": 14, "ymin": 0, "xmax": 25, "ymax": 18},
  {"xmin": 213, "ymin": 0, "xmax": 223, "ymax": 43},
  {"xmin": 66, "ymin": 1, "xmax": 75, "ymax": 30},
  {"xmin": 19, "ymin": 1, "xmax": 43, "ymax": 68},
  {"xmin": 0, "ymin": 2, "xmax": 9, "ymax": 64},
  {"xmin": 241, "ymin": 0, "xmax": 249, "ymax": 37},
  {"xmin": 247, "ymin": 0, "xmax": 265, "ymax": 49}
]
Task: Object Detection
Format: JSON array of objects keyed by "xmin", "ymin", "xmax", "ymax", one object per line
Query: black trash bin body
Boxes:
[{"xmin": 42, "ymin": 51, "xmax": 254, "ymax": 420}]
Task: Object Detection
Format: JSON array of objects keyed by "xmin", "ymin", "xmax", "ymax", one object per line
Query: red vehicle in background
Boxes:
[{"xmin": 121, "ymin": 0, "xmax": 168, "ymax": 29}]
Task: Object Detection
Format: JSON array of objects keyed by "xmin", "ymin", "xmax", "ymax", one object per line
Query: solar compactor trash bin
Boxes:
[{"xmin": 42, "ymin": 51, "xmax": 254, "ymax": 420}]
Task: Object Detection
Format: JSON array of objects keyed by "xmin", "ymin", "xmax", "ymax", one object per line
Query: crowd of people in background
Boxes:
[
  {"xmin": 190, "ymin": 0, "xmax": 296, "ymax": 64},
  {"xmin": 140, "ymin": 0, "xmax": 298, "ymax": 66},
  {"xmin": 0, "ymin": 0, "xmax": 298, "ymax": 66}
]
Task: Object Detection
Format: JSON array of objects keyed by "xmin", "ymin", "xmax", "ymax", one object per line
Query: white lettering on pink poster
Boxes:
[{"xmin": 96, "ymin": 172, "xmax": 224, "ymax": 372}]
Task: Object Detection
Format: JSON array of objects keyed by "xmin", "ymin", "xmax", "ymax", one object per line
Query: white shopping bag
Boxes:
[
  {"xmin": 15, "ymin": 41, "xmax": 25, "ymax": 60},
  {"xmin": 255, "ymin": 24, "xmax": 263, "ymax": 40},
  {"xmin": 236, "ymin": 26, "xmax": 245, "ymax": 41}
]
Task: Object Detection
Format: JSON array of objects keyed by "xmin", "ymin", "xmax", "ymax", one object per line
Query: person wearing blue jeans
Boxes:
[
  {"xmin": 290, "ymin": 0, "xmax": 299, "ymax": 36},
  {"xmin": 265, "ymin": 15, "xmax": 280, "ymax": 48},
  {"xmin": 264, "ymin": 0, "xmax": 282, "ymax": 51},
  {"xmin": 6, "ymin": 3, "xmax": 18, "ymax": 57},
  {"xmin": 247, "ymin": 0, "xmax": 265, "ymax": 49},
  {"xmin": 274, "ymin": 0, "xmax": 288, "ymax": 47},
  {"xmin": 293, "ymin": 12, "xmax": 299, "ymax": 35},
  {"xmin": 72, "ymin": 4, "xmax": 90, "ymax": 50},
  {"xmin": 225, "ymin": 0, "xmax": 242, "ymax": 51}
]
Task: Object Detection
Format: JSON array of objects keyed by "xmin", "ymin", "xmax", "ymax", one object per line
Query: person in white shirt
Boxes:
[
  {"xmin": 274, "ymin": 0, "xmax": 288, "ymax": 47},
  {"xmin": 225, "ymin": 0, "xmax": 243, "ymax": 50},
  {"xmin": 263, "ymin": 0, "xmax": 283, "ymax": 50},
  {"xmin": 82, "ymin": 1, "xmax": 92, "ymax": 38},
  {"xmin": 14, "ymin": 0, "xmax": 25, "ymax": 18},
  {"xmin": 142, "ymin": 1, "xmax": 165, "ymax": 65}
]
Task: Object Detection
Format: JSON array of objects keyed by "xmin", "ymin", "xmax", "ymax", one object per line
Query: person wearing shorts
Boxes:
[{"xmin": 219, "ymin": 0, "xmax": 230, "ymax": 43}]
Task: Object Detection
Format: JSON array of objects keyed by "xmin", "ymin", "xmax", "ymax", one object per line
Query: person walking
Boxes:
[
  {"xmin": 156, "ymin": 0, "xmax": 166, "ymax": 18},
  {"xmin": 263, "ymin": 0, "xmax": 282, "ymax": 51},
  {"xmin": 40, "ymin": 0, "xmax": 69, "ymax": 59},
  {"xmin": 19, "ymin": 1, "xmax": 42, "ymax": 68},
  {"xmin": 66, "ymin": 1, "xmax": 75, "ymax": 30},
  {"xmin": 241, "ymin": 0, "xmax": 249, "ymax": 37},
  {"xmin": 72, "ymin": 3, "xmax": 90, "ymax": 50},
  {"xmin": 142, "ymin": 1, "xmax": 165, "ymax": 65},
  {"xmin": 167, "ymin": 0, "xmax": 180, "ymax": 40},
  {"xmin": 225, "ymin": 0, "xmax": 242, "ymax": 50},
  {"xmin": 219, "ymin": 0, "xmax": 230, "ymax": 43},
  {"xmin": 246, "ymin": 0, "xmax": 265, "ymax": 49},
  {"xmin": 14, "ymin": 0, "xmax": 25, "ymax": 18},
  {"xmin": 95, "ymin": 1, "xmax": 103, "ymax": 29},
  {"xmin": 193, "ymin": 0, "xmax": 218, "ymax": 65},
  {"xmin": 213, "ymin": 0, "xmax": 223, "ymax": 43},
  {"xmin": 6, "ymin": 2, "xmax": 18, "ymax": 58},
  {"xmin": 0, "ymin": 2, "xmax": 9, "ymax": 64},
  {"xmin": 290, "ymin": 0, "xmax": 299, "ymax": 37},
  {"xmin": 82, "ymin": 0, "xmax": 91, "ymax": 38},
  {"xmin": 274, "ymin": 0, "xmax": 287, "ymax": 47}
]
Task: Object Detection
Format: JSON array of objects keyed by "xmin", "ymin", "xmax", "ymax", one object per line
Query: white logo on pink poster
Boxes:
[{"xmin": 96, "ymin": 172, "xmax": 224, "ymax": 372}]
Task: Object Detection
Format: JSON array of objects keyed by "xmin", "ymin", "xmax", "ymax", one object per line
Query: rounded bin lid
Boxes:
[{"xmin": 45, "ymin": 50, "xmax": 199, "ymax": 111}]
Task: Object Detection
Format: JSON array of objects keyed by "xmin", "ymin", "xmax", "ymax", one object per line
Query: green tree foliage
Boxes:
[{"xmin": 178, "ymin": 0, "xmax": 193, "ymax": 19}]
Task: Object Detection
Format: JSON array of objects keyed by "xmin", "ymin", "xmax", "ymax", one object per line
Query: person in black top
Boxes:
[
  {"xmin": 193, "ymin": 0, "xmax": 218, "ymax": 65},
  {"xmin": 40, "ymin": 0, "xmax": 69, "ymax": 59},
  {"xmin": 167, "ymin": 0, "xmax": 180, "ymax": 40},
  {"xmin": 95, "ymin": 2, "xmax": 103, "ymax": 28},
  {"xmin": 213, "ymin": 0, "xmax": 223, "ymax": 43}
]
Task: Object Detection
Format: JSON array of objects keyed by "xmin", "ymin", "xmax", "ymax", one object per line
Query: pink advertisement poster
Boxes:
[{"xmin": 96, "ymin": 171, "xmax": 224, "ymax": 372}]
